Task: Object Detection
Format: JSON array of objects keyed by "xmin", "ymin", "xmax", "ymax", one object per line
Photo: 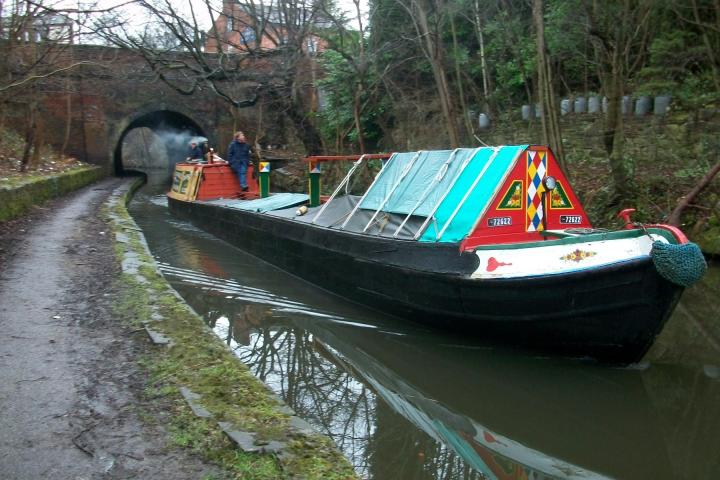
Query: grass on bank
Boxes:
[{"xmin": 107, "ymin": 187, "xmax": 357, "ymax": 480}]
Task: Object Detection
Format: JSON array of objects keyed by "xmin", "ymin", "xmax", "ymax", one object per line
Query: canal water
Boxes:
[{"xmin": 129, "ymin": 183, "xmax": 720, "ymax": 480}]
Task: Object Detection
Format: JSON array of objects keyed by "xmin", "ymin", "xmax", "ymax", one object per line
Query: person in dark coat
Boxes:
[
  {"xmin": 187, "ymin": 141, "xmax": 203, "ymax": 161},
  {"xmin": 227, "ymin": 131, "xmax": 251, "ymax": 191}
]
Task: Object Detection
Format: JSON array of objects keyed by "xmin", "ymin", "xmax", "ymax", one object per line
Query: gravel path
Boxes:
[{"xmin": 0, "ymin": 178, "xmax": 227, "ymax": 479}]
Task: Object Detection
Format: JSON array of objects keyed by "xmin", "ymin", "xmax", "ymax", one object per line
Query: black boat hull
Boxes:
[{"xmin": 168, "ymin": 197, "xmax": 682, "ymax": 363}]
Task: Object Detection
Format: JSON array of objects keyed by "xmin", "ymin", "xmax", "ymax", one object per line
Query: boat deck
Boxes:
[
  {"xmin": 199, "ymin": 193, "xmax": 426, "ymax": 240},
  {"xmin": 203, "ymin": 193, "xmax": 309, "ymax": 213}
]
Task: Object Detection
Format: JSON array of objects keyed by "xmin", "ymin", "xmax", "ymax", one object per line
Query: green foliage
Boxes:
[
  {"xmin": 637, "ymin": 27, "xmax": 719, "ymax": 107},
  {"xmin": 0, "ymin": 127, "xmax": 25, "ymax": 165},
  {"xmin": 545, "ymin": 0, "xmax": 589, "ymax": 94},
  {"xmin": 317, "ymin": 51, "xmax": 357, "ymax": 140},
  {"xmin": 227, "ymin": 451, "xmax": 282, "ymax": 480},
  {"xmin": 482, "ymin": 9, "xmax": 535, "ymax": 105},
  {"xmin": 316, "ymin": 48, "xmax": 385, "ymax": 151}
]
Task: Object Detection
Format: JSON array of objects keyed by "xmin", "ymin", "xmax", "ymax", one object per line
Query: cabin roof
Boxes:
[{"xmin": 359, "ymin": 146, "xmax": 528, "ymax": 242}]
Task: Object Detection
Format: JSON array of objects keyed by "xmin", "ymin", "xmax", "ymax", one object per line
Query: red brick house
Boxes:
[{"xmin": 204, "ymin": 0, "xmax": 327, "ymax": 55}]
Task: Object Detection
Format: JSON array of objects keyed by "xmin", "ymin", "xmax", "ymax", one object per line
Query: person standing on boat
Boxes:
[
  {"xmin": 187, "ymin": 141, "xmax": 203, "ymax": 161},
  {"xmin": 227, "ymin": 131, "xmax": 251, "ymax": 192}
]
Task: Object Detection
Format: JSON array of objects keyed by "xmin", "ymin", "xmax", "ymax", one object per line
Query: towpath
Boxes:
[{"xmin": 0, "ymin": 178, "xmax": 227, "ymax": 479}]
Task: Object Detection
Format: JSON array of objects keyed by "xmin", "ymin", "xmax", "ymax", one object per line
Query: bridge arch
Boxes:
[{"xmin": 112, "ymin": 108, "xmax": 211, "ymax": 176}]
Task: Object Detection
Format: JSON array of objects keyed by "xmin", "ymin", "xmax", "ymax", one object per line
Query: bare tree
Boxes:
[
  {"xmin": 90, "ymin": 0, "xmax": 327, "ymax": 154},
  {"xmin": 222, "ymin": 0, "xmax": 327, "ymax": 154},
  {"xmin": 584, "ymin": 0, "xmax": 655, "ymax": 203},
  {"xmin": 470, "ymin": 0, "xmax": 491, "ymax": 112},
  {"xmin": 91, "ymin": 0, "xmax": 260, "ymax": 107},
  {"xmin": 670, "ymin": 0, "xmax": 720, "ymax": 94},
  {"xmin": 0, "ymin": 0, "xmax": 85, "ymax": 170},
  {"xmin": 392, "ymin": 0, "xmax": 460, "ymax": 147},
  {"xmin": 532, "ymin": 0, "xmax": 565, "ymax": 173},
  {"xmin": 317, "ymin": 0, "xmax": 378, "ymax": 153},
  {"xmin": 448, "ymin": 9, "xmax": 473, "ymax": 139}
]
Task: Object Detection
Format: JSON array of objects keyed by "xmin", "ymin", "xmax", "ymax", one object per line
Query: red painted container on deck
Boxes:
[{"xmin": 169, "ymin": 161, "xmax": 258, "ymax": 202}]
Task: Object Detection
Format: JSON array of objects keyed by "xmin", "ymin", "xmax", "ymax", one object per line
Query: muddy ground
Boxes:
[{"xmin": 0, "ymin": 178, "xmax": 230, "ymax": 479}]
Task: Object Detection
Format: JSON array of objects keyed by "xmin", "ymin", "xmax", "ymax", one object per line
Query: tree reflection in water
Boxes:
[
  {"xmin": 190, "ymin": 288, "xmax": 483, "ymax": 479},
  {"xmin": 169, "ymin": 276, "xmax": 720, "ymax": 480}
]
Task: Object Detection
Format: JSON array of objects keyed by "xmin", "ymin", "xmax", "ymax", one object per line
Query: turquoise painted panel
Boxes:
[
  {"xmin": 358, "ymin": 151, "xmax": 423, "ymax": 212},
  {"xmin": 380, "ymin": 150, "xmax": 449, "ymax": 214},
  {"xmin": 420, "ymin": 145, "xmax": 527, "ymax": 242},
  {"xmin": 418, "ymin": 147, "xmax": 494, "ymax": 241},
  {"xmin": 413, "ymin": 149, "xmax": 478, "ymax": 217},
  {"xmin": 359, "ymin": 149, "xmax": 479, "ymax": 216},
  {"xmin": 359, "ymin": 151, "xmax": 443, "ymax": 213},
  {"xmin": 432, "ymin": 421, "xmax": 496, "ymax": 479}
]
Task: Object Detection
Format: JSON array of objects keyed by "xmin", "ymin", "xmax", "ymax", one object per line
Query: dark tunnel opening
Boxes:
[{"xmin": 114, "ymin": 110, "xmax": 206, "ymax": 180}]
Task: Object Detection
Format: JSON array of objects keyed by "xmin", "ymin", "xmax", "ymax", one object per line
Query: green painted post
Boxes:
[
  {"xmin": 309, "ymin": 162, "xmax": 321, "ymax": 207},
  {"xmin": 259, "ymin": 161, "xmax": 270, "ymax": 198}
]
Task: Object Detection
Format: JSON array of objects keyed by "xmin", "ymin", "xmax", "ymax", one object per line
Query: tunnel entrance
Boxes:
[{"xmin": 114, "ymin": 110, "xmax": 205, "ymax": 180}]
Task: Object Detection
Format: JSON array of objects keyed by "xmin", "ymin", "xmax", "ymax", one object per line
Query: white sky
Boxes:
[{"xmin": 68, "ymin": 0, "xmax": 368, "ymax": 32}]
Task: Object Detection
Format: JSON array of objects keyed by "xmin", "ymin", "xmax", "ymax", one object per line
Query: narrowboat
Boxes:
[{"xmin": 167, "ymin": 145, "xmax": 706, "ymax": 363}]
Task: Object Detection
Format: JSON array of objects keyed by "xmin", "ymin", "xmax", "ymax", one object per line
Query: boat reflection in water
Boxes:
[
  {"xmin": 131, "ymin": 189, "xmax": 719, "ymax": 480},
  {"xmin": 165, "ymin": 267, "xmax": 719, "ymax": 480}
]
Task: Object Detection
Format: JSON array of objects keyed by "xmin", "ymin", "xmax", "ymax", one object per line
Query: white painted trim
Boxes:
[{"xmin": 470, "ymin": 234, "xmax": 668, "ymax": 279}]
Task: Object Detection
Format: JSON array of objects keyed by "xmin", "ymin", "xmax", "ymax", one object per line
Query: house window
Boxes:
[
  {"xmin": 306, "ymin": 37, "xmax": 318, "ymax": 54},
  {"xmin": 226, "ymin": 15, "xmax": 234, "ymax": 32},
  {"xmin": 240, "ymin": 26, "xmax": 256, "ymax": 45}
]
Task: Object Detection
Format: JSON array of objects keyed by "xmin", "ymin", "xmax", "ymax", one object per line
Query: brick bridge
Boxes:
[{"xmin": 7, "ymin": 44, "xmax": 272, "ymax": 176}]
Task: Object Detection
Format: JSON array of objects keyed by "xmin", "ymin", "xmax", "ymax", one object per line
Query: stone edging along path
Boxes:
[
  {"xmin": 0, "ymin": 166, "xmax": 105, "ymax": 222},
  {"xmin": 106, "ymin": 178, "xmax": 358, "ymax": 479}
]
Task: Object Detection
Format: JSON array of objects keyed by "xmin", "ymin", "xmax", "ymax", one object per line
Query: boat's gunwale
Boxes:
[
  {"xmin": 194, "ymin": 196, "xmax": 678, "ymax": 251},
  {"xmin": 181, "ymin": 196, "xmax": 664, "ymax": 286},
  {"xmin": 465, "ymin": 227, "xmax": 676, "ymax": 250}
]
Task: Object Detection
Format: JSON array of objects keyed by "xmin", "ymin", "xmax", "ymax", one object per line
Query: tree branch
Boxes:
[
  {"xmin": 0, "ymin": 61, "xmax": 105, "ymax": 92},
  {"xmin": 668, "ymin": 160, "xmax": 720, "ymax": 226}
]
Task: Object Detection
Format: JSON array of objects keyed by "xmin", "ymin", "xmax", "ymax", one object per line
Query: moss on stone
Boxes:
[
  {"xmin": 107, "ymin": 178, "xmax": 357, "ymax": 480},
  {"xmin": 695, "ymin": 225, "xmax": 720, "ymax": 256},
  {"xmin": 0, "ymin": 166, "xmax": 104, "ymax": 222}
]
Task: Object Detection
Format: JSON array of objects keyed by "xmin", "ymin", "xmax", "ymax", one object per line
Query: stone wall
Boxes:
[
  {"xmin": 1, "ymin": 44, "xmax": 290, "ymax": 171},
  {"xmin": 0, "ymin": 166, "xmax": 104, "ymax": 222}
]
